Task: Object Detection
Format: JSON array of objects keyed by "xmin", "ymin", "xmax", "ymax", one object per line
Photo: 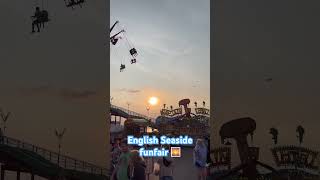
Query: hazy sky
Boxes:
[
  {"xmin": 110, "ymin": 0, "xmax": 210, "ymax": 117},
  {"xmin": 213, "ymin": 0, "xmax": 320, "ymax": 167},
  {"xmin": 0, "ymin": 0, "xmax": 109, "ymax": 170}
]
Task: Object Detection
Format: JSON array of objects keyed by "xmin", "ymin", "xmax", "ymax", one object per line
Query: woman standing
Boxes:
[{"xmin": 193, "ymin": 139, "xmax": 207, "ymax": 180}]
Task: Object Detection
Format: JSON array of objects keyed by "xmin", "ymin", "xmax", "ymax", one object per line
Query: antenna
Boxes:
[
  {"xmin": 127, "ymin": 102, "xmax": 130, "ymax": 114},
  {"xmin": 146, "ymin": 106, "xmax": 150, "ymax": 119}
]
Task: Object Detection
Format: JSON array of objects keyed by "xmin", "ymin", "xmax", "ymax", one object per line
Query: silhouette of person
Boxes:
[
  {"xmin": 0, "ymin": 128, "xmax": 3, "ymax": 143},
  {"xmin": 205, "ymin": 137, "xmax": 213, "ymax": 165},
  {"xmin": 31, "ymin": 7, "xmax": 42, "ymax": 33},
  {"xmin": 193, "ymin": 139, "xmax": 207, "ymax": 180}
]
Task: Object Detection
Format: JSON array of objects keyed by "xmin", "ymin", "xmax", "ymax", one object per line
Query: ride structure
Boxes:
[
  {"xmin": 31, "ymin": 6, "xmax": 50, "ymax": 33},
  {"xmin": 110, "ymin": 21, "xmax": 138, "ymax": 72},
  {"xmin": 208, "ymin": 119, "xmax": 319, "ymax": 180},
  {"xmin": 155, "ymin": 98, "xmax": 210, "ymax": 139},
  {"xmin": 269, "ymin": 125, "xmax": 319, "ymax": 179}
]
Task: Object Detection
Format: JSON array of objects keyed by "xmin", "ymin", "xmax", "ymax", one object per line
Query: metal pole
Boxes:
[
  {"xmin": 146, "ymin": 107, "xmax": 150, "ymax": 120},
  {"xmin": 127, "ymin": 103, "xmax": 130, "ymax": 114}
]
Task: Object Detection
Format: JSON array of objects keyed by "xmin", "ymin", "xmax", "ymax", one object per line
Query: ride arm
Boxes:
[
  {"xmin": 110, "ymin": 21, "xmax": 119, "ymax": 33},
  {"xmin": 110, "ymin": 30, "xmax": 125, "ymax": 40}
]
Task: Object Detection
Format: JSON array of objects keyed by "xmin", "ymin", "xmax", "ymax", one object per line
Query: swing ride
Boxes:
[
  {"xmin": 29, "ymin": 0, "xmax": 138, "ymax": 73},
  {"xmin": 30, "ymin": 0, "xmax": 87, "ymax": 34},
  {"xmin": 110, "ymin": 21, "xmax": 138, "ymax": 72}
]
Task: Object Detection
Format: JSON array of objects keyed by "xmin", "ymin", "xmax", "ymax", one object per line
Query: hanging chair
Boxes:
[
  {"xmin": 110, "ymin": 37, "xmax": 119, "ymax": 45},
  {"xmin": 40, "ymin": 10, "xmax": 49, "ymax": 22},
  {"xmin": 129, "ymin": 48, "xmax": 137, "ymax": 57},
  {"xmin": 120, "ymin": 64, "xmax": 126, "ymax": 72},
  {"xmin": 130, "ymin": 59, "xmax": 136, "ymax": 64}
]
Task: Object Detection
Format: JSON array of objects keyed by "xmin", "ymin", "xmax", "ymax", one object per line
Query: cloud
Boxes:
[
  {"xmin": 59, "ymin": 89, "xmax": 97, "ymax": 100},
  {"xmin": 18, "ymin": 86, "xmax": 99, "ymax": 100},
  {"xmin": 18, "ymin": 85, "xmax": 53, "ymax": 95},
  {"xmin": 117, "ymin": 88, "xmax": 141, "ymax": 94}
]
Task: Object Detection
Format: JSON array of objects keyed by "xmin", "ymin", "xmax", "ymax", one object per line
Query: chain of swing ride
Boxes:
[{"xmin": 110, "ymin": 21, "xmax": 138, "ymax": 72}]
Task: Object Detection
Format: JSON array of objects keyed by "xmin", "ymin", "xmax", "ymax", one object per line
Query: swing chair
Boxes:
[
  {"xmin": 64, "ymin": 0, "xmax": 85, "ymax": 9},
  {"xmin": 31, "ymin": 0, "xmax": 50, "ymax": 33}
]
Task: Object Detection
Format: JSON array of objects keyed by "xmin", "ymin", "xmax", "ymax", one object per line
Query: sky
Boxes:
[
  {"xmin": 0, "ymin": 0, "xmax": 109, "ymax": 172},
  {"xmin": 110, "ymin": 0, "xmax": 210, "ymax": 117},
  {"xmin": 213, "ymin": 0, "xmax": 320, "ymax": 167}
]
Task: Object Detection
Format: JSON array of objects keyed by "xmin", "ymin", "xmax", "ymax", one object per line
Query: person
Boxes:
[
  {"xmin": 205, "ymin": 137, "xmax": 213, "ymax": 165},
  {"xmin": 128, "ymin": 150, "xmax": 146, "ymax": 180},
  {"xmin": 120, "ymin": 64, "xmax": 126, "ymax": 72},
  {"xmin": 154, "ymin": 145, "xmax": 174, "ymax": 180},
  {"xmin": 204, "ymin": 137, "xmax": 213, "ymax": 177},
  {"xmin": 0, "ymin": 128, "xmax": 3, "ymax": 143},
  {"xmin": 31, "ymin": 7, "xmax": 42, "ymax": 33},
  {"xmin": 111, "ymin": 139, "xmax": 131, "ymax": 180},
  {"xmin": 193, "ymin": 139, "xmax": 207, "ymax": 180},
  {"xmin": 111, "ymin": 140, "xmax": 122, "ymax": 174}
]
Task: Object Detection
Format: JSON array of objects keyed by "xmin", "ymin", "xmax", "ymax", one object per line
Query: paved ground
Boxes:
[{"xmin": 147, "ymin": 147, "xmax": 198, "ymax": 180}]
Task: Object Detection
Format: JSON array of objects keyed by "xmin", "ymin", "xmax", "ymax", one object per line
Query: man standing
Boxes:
[{"xmin": 111, "ymin": 139, "xmax": 131, "ymax": 180}]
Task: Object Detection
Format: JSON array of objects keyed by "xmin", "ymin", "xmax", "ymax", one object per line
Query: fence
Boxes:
[
  {"xmin": 0, "ymin": 136, "xmax": 108, "ymax": 176},
  {"xmin": 111, "ymin": 104, "xmax": 149, "ymax": 120}
]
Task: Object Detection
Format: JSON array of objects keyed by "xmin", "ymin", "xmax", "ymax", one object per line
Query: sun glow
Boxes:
[{"xmin": 148, "ymin": 97, "xmax": 159, "ymax": 106}]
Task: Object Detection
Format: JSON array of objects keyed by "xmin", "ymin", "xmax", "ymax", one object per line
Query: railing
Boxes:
[
  {"xmin": 110, "ymin": 104, "xmax": 149, "ymax": 120},
  {"xmin": 0, "ymin": 136, "xmax": 108, "ymax": 176}
]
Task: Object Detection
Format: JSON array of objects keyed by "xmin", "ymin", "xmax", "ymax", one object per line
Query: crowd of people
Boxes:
[{"xmin": 110, "ymin": 138, "xmax": 212, "ymax": 180}]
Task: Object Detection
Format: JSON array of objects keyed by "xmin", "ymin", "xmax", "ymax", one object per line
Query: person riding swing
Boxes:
[
  {"xmin": 31, "ymin": 7, "xmax": 42, "ymax": 33},
  {"xmin": 120, "ymin": 64, "xmax": 126, "ymax": 72},
  {"xmin": 31, "ymin": 7, "xmax": 49, "ymax": 33}
]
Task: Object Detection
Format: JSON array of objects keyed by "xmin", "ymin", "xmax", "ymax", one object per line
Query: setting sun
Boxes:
[{"xmin": 148, "ymin": 97, "xmax": 159, "ymax": 106}]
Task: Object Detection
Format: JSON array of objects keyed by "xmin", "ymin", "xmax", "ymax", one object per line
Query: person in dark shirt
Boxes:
[
  {"xmin": 205, "ymin": 137, "xmax": 213, "ymax": 165},
  {"xmin": 128, "ymin": 150, "xmax": 146, "ymax": 180},
  {"xmin": 31, "ymin": 7, "xmax": 42, "ymax": 33}
]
